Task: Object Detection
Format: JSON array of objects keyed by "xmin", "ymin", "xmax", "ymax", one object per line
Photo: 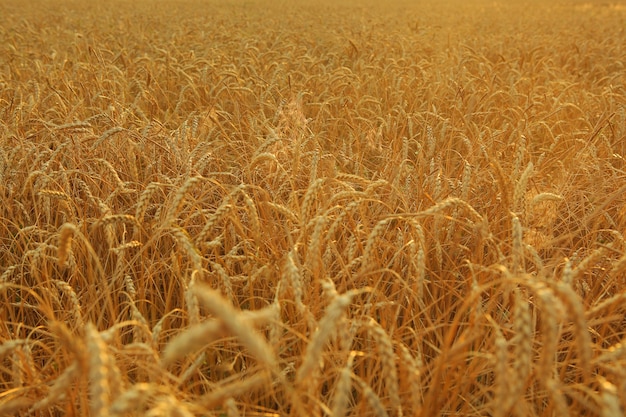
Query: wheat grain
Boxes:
[
  {"xmin": 530, "ymin": 192, "xmax": 563, "ymax": 207},
  {"xmin": 185, "ymin": 274, "xmax": 201, "ymax": 326},
  {"xmin": 262, "ymin": 201, "xmax": 299, "ymax": 224},
  {"xmin": 530, "ymin": 282, "xmax": 571, "ymax": 415},
  {"xmin": 533, "ymin": 284, "xmax": 560, "ymax": 378},
  {"xmin": 310, "ymin": 149, "xmax": 319, "ymax": 183},
  {"xmin": 0, "ymin": 396, "xmax": 34, "ymax": 416},
  {"xmin": 11, "ymin": 343, "xmax": 37, "ymax": 388},
  {"xmin": 53, "ymin": 120, "xmax": 93, "ymax": 133},
  {"xmin": 307, "ymin": 216, "xmax": 326, "ymax": 281},
  {"xmin": 586, "ymin": 292, "xmax": 626, "ymax": 319},
  {"xmin": 249, "ymin": 151, "xmax": 280, "ymax": 171},
  {"xmin": 110, "ymin": 240, "xmax": 142, "ymax": 254},
  {"xmin": 412, "ymin": 197, "xmax": 484, "ymax": 224},
  {"xmin": 513, "ymin": 134, "xmax": 527, "ymax": 179},
  {"xmin": 572, "ymin": 246, "xmax": 606, "ymax": 283}
]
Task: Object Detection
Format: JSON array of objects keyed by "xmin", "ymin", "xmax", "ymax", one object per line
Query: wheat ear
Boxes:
[
  {"xmin": 198, "ymin": 371, "xmax": 271, "ymax": 409},
  {"xmin": 193, "ymin": 283, "xmax": 277, "ymax": 370},
  {"xmin": 599, "ymin": 377, "xmax": 622, "ymax": 417},
  {"xmin": 358, "ymin": 377, "xmax": 390, "ymax": 417},
  {"xmin": 296, "ymin": 290, "xmax": 355, "ymax": 384},
  {"xmin": 331, "ymin": 352, "xmax": 356, "ymax": 417},
  {"xmin": 224, "ymin": 397, "xmax": 241, "ymax": 417},
  {"xmin": 109, "ymin": 383, "xmax": 162, "ymax": 416},
  {"xmin": 164, "ymin": 175, "xmax": 203, "ymax": 225},
  {"xmin": 161, "ymin": 319, "xmax": 225, "ymax": 365},
  {"xmin": 510, "ymin": 288, "xmax": 532, "ymax": 411},
  {"xmin": 57, "ymin": 223, "xmax": 77, "ymax": 268},
  {"xmin": 492, "ymin": 326, "xmax": 510, "ymax": 417},
  {"xmin": 365, "ymin": 318, "xmax": 401, "ymax": 415},
  {"xmin": 553, "ymin": 281, "xmax": 592, "ymax": 379},
  {"xmin": 85, "ymin": 323, "xmax": 112, "ymax": 417},
  {"xmin": 54, "ymin": 280, "xmax": 84, "ymax": 329},
  {"xmin": 29, "ymin": 361, "xmax": 80, "ymax": 413}
]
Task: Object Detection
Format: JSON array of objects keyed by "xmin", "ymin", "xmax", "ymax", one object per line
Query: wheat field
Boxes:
[{"xmin": 1, "ymin": 0, "xmax": 625, "ymax": 416}]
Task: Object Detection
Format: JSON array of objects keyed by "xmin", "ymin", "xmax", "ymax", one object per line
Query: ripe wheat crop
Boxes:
[{"xmin": 1, "ymin": 0, "xmax": 626, "ymax": 416}]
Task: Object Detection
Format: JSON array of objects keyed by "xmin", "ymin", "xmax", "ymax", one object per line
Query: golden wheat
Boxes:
[{"xmin": 2, "ymin": 0, "xmax": 626, "ymax": 416}]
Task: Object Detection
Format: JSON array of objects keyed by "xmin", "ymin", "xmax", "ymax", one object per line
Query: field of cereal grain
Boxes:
[{"xmin": 1, "ymin": 0, "xmax": 626, "ymax": 415}]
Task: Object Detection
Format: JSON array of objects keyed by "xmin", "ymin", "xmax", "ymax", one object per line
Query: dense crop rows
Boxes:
[{"xmin": 1, "ymin": 0, "xmax": 626, "ymax": 415}]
